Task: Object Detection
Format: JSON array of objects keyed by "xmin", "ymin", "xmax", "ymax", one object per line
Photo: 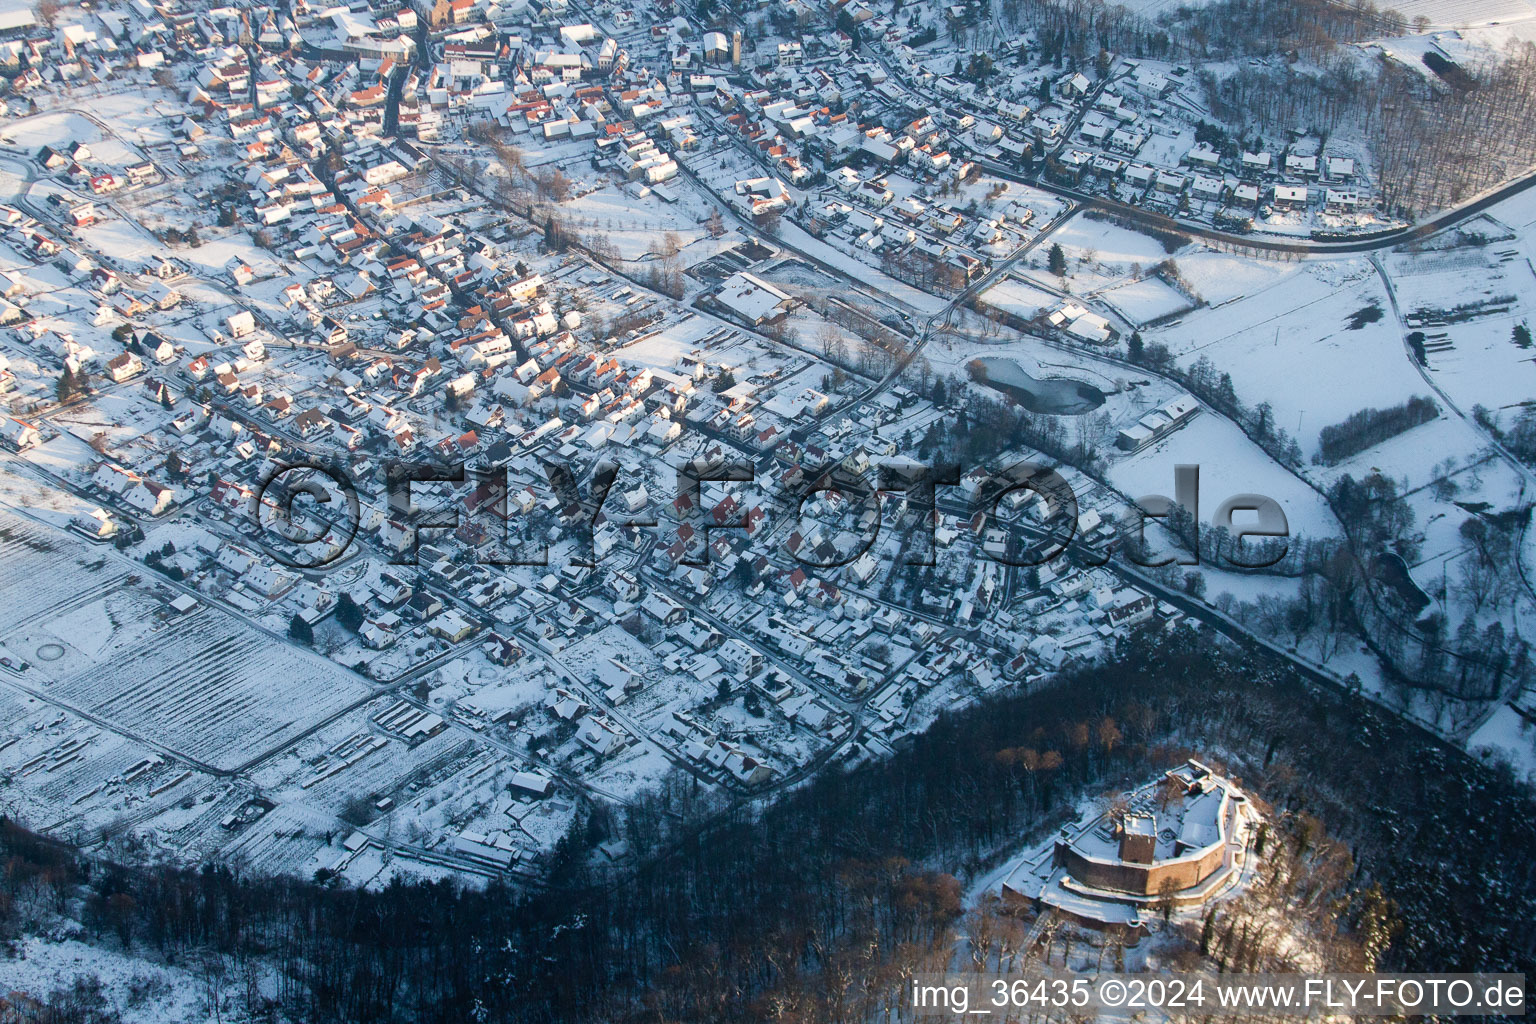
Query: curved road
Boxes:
[{"xmin": 969, "ymin": 154, "xmax": 1536, "ymax": 256}]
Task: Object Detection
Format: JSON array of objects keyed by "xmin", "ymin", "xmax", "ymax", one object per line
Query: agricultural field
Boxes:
[{"xmin": 0, "ymin": 507, "xmax": 375, "ymax": 822}]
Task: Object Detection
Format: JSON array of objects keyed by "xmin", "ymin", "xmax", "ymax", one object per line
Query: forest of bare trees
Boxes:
[
  {"xmin": 1316, "ymin": 395, "xmax": 1439, "ymax": 464},
  {"xmin": 1005, "ymin": 0, "xmax": 1536, "ymax": 216},
  {"xmin": 992, "ymin": 0, "xmax": 1396, "ymax": 65},
  {"xmin": 1192, "ymin": 32, "xmax": 1536, "ymax": 215},
  {"xmin": 1374, "ymin": 44, "xmax": 1536, "ymax": 213}
]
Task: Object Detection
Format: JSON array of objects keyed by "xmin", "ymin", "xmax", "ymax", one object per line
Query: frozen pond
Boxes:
[{"xmin": 973, "ymin": 356, "xmax": 1106, "ymax": 415}]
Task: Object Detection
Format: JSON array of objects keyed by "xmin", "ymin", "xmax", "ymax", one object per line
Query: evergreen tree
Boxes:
[
  {"xmin": 289, "ymin": 614, "xmax": 314, "ymax": 644},
  {"xmin": 57, "ymin": 365, "xmax": 77, "ymax": 403},
  {"xmin": 1047, "ymin": 243, "xmax": 1067, "ymax": 276},
  {"xmin": 336, "ymin": 592, "xmax": 364, "ymax": 632}
]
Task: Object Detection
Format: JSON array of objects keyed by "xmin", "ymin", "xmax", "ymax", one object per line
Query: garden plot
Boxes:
[
  {"xmin": 133, "ymin": 307, "xmax": 230, "ymax": 355},
  {"xmin": 0, "ymin": 238, "xmax": 69, "ymax": 291},
  {"xmin": 560, "ymin": 625, "xmax": 711, "ymax": 723},
  {"xmin": 0, "ymin": 683, "xmax": 214, "ymax": 838},
  {"xmin": 0, "ymin": 508, "xmax": 373, "ymax": 772},
  {"xmin": 161, "ymin": 230, "xmax": 288, "ymax": 284},
  {"xmin": 375, "ymin": 740, "xmax": 566, "ymax": 852},
  {"xmin": 1384, "ymin": 251, "xmax": 1536, "ymax": 417},
  {"xmin": 0, "ymin": 353, "xmax": 66, "ymax": 415},
  {"xmin": 338, "ymin": 845, "xmax": 479, "ymax": 890},
  {"xmin": 244, "ymin": 696, "xmax": 467, "ymax": 808},
  {"xmin": 0, "ymin": 461, "xmax": 103, "ymax": 532},
  {"xmin": 0, "ymin": 515, "xmax": 135, "ymax": 639},
  {"xmin": 962, "ymin": 178, "xmax": 1070, "ymax": 226},
  {"xmin": 1385, "ymin": 246, "xmax": 1529, "ymax": 313},
  {"xmin": 74, "ymin": 217, "xmax": 169, "ymax": 269},
  {"xmin": 585, "ymin": 741, "xmax": 677, "ymax": 800},
  {"xmin": 213, "ymin": 799, "xmax": 355, "ymax": 876},
  {"xmin": 505, "ymin": 791, "xmax": 580, "ymax": 851},
  {"xmin": 42, "ymin": 602, "xmax": 374, "ymax": 772},
  {"xmin": 46, "ymin": 389, "xmax": 181, "ymax": 459},
  {"xmin": 702, "ymin": 698, "xmax": 826, "ymax": 768},
  {"xmin": 117, "ymin": 185, "xmax": 227, "ymax": 241},
  {"xmin": 132, "ymin": 778, "xmax": 250, "ymax": 848},
  {"xmin": 416, "ymin": 756, "xmax": 573, "ymax": 854},
  {"xmin": 448, "ymin": 658, "xmax": 554, "ymax": 723},
  {"xmin": 77, "ymin": 92, "xmax": 184, "ymax": 149},
  {"xmin": 1134, "ymin": 125, "xmax": 1193, "ymax": 167}
]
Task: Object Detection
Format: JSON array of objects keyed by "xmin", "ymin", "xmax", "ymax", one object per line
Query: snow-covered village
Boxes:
[{"xmin": 0, "ymin": 0, "xmax": 1533, "ymax": 1017}]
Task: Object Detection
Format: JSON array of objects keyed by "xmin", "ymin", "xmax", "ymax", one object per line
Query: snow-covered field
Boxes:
[
  {"xmin": 1099, "ymin": 275, "xmax": 1193, "ymax": 326},
  {"xmin": 1151, "ymin": 259, "xmax": 1415, "ymax": 456},
  {"xmin": 1020, "ymin": 217, "xmax": 1181, "ymax": 295},
  {"xmin": 978, "ymin": 274, "xmax": 1058, "ymax": 321},
  {"xmin": 1106, "ymin": 411, "xmax": 1341, "ymax": 542},
  {"xmin": 1383, "ymin": 0, "xmax": 1536, "ymax": 26},
  {"xmin": 1108, "ymin": 0, "xmax": 1226, "ymax": 20},
  {"xmin": 555, "ymin": 183, "xmax": 725, "ymax": 264}
]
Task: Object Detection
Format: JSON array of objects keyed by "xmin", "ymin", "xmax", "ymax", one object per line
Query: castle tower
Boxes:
[{"xmin": 1119, "ymin": 812, "xmax": 1156, "ymax": 865}]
